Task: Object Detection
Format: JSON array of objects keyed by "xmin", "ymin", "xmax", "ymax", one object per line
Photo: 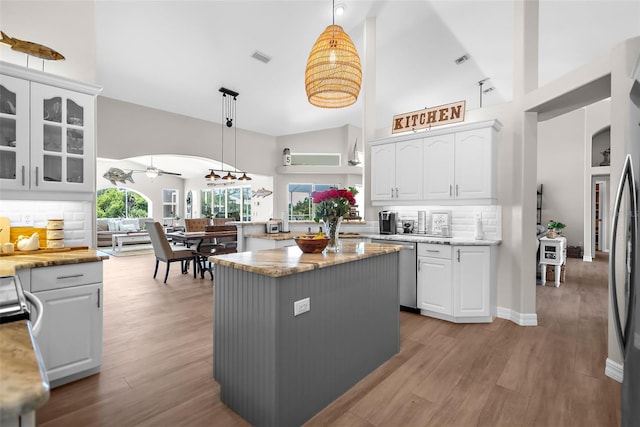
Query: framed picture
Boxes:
[{"xmin": 429, "ymin": 210, "xmax": 451, "ymax": 236}]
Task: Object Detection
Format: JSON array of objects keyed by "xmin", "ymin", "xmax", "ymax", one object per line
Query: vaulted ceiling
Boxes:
[{"xmin": 94, "ymin": 0, "xmax": 640, "ymax": 139}]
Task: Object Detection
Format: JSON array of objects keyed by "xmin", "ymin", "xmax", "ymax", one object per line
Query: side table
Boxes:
[{"xmin": 539, "ymin": 236, "xmax": 567, "ymax": 287}]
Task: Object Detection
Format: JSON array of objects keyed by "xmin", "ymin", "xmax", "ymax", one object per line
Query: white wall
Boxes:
[
  {"xmin": 537, "ymin": 108, "xmax": 586, "ymax": 247},
  {"xmin": 1, "ymin": 1, "xmax": 97, "ymax": 84}
]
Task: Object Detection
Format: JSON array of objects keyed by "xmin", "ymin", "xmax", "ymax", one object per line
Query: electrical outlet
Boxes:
[
  {"xmin": 294, "ymin": 297, "xmax": 310, "ymax": 316},
  {"xmin": 22, "ymin": 214, "xmax": 34, "ymax": 226}
]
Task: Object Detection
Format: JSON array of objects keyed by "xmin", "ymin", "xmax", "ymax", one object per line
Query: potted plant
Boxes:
[{"xmin": 546, "ymin": 220, "xmax": 566, "ymax": 238}]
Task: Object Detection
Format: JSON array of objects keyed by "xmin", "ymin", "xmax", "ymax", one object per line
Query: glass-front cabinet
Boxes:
[
  {"xmin": 0, "ymin": 61, "xmax": 101, "ymax": 195},
  {"xmin": 0, "ymin": 75, "xmax": 29, "ymax": 189},
  {"xmin": 30, "ymin": 83, "xmax": 94, "ymax": 191}
]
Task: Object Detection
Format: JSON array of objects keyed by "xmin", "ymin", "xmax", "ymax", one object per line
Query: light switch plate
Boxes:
[{"xmin": 294, "ymin": 297, "xmax": 310, "ymax": 316}]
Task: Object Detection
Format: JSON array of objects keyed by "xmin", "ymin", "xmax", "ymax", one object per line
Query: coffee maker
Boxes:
[{"xmin": 378, "ymin": 211, "xmax": 397, "ymax": 234}]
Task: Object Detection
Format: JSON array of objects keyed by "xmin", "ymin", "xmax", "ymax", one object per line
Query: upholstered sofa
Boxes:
[{"xmin": 96, "ymin": 217, "xmax": 154, "ymax": 247}]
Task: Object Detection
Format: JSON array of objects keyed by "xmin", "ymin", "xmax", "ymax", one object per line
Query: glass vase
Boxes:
[{"xmin": 323, "ymin": 216, "xmax": 343, "ymax": 252}]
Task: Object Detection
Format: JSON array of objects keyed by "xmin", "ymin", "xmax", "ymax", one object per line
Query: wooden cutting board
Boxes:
[
  {"xmin": 0, "ymin": 217, "xmax": 9, "ymax": 244},
  {"xmin": 9, "ymin": 227, "xmax": 47, "ymax": 245}
]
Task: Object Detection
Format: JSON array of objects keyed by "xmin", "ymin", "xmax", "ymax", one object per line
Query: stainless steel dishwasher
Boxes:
[{"xmin": 371, "ymin": 239, "xmax": 417, "ymax": 311}]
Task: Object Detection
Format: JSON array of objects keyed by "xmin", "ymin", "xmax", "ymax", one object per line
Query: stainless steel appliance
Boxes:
[
  {"xmin": 266, "ymin": 221, "xmax": 279, "ymax": 234},
  {"xmin": 402, "ymin": 220, "xmax": 415, "ymax": 234},
  {"xmin": 378, "ymin": 211, "xmax": 397, "ymax": 234},
  {"xmin": 371, "ymin": 239, "xmax": 417, "ymax": 310},
  {"xmin": 610, "ymin": 154, "xmax": 640, "ymax": 426},
  {"xmin": 0, "ymin": 275, "xmax": 29, "ymax": 323}
]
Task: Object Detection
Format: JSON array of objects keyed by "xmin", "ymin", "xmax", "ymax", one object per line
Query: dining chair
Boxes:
[
  {"xmin": 196, "ymin": 225, "xmax": 238, "ymax": 279},
  {"xmin": 146, "ymin": 221, "xmax": 197, "ymax": 283}
]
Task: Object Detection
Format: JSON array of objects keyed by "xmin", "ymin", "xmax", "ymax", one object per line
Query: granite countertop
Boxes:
[
  {"xmin": 245, "ymin": 232, "xmax": 366, "ymax": 241},
  {"xmin": 0, "ymin": 320, "xmax": 49, "ymax": 421},
  {"xmin": 210, "ymin": 241, "xmax": 402, "ymax": 278},
  {"xmin": 0, "ymin": 248, "xmax": 109, "ymax": 276},
  {"xmin": 368, "ymin": 234, "xmax": 501, "ymax": 246}
]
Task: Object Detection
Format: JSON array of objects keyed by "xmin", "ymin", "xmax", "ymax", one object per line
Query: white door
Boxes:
[
  {"xmin": 423, "ymin": 134, "xmax": 454, "ymax": 200},
  {"xmin": 454, "ymin": 128, "xmax": 493, "ymax": 199},
  {"xmin": 30, "ymin": 82, "xmax": 95, "ymax": 192},
  {"xmin": 34, "ymin": 283, "xmax": 103, "ymax": 381},
  {"xmin": 370, "ymin": 143, "xmax": 396, "ymax": 201},
  {"xmin": 395, "ymin": 139, "xmax": 424, "ymax": 200},
  {"xmin": 417, "ymin": 256, "xmax": 452, "ymax": 315},
  {"xmin": 0, "ymin": 74, "xmax": 30, "ymax": 190},
  {"xmin": 453, "ymin": 246, "xmax": 490, "ymax": 317}
]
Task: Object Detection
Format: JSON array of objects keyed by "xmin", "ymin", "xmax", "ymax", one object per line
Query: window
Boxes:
[
  {"xmin": 97, "ymin": 188, "xmax": 149, "ymax": 218},
  {"xmin": 287, "ymin": 183, "xmax": 338, "ymax": 221},
  {"xmin": 162, "ymin": 189, "xmax": 178, "ymax": 223},
  {"xmin": 200, "ymin": 185, "xmax": 251, "ymax": 220}
]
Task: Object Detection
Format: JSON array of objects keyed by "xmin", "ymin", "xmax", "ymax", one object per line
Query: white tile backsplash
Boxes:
[
  {"xmin": 381, "ymin": 205, "xmax": 502, "ymax": 240},
  {"xmin": 0, "ymin": 200, "xmax": 93, "ymax": 247}
]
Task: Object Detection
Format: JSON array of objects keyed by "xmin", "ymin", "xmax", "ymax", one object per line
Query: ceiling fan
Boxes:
[{"xmin": 134, "ymin": 157, "xmax": 182, "ymax": 178}]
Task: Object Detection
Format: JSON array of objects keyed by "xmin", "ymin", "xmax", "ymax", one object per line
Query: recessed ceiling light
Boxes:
[
  {"xmin": 454, "ymin": 54, "xmax": 470, "ymax": 65},
  {"xmin": 334, "ymin": 3, "xmax": 345, "ymax": 16},
  {"xmin": 251, "ymin": 50, "xmax": 272, "ymax": 64}
]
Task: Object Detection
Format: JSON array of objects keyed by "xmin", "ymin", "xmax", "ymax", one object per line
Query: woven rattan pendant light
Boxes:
[{"xmin": 305, "ymin": 1, "xmax": 361, "ymax": 108}]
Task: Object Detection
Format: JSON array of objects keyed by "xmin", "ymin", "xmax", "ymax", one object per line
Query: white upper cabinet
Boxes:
[
  {"xmin": 370, "ymin": 119, "xmax": 501, "ymax": 205},
  {"xmin": 371, "ymin": 138, "xmax": 423, "ymax": 202},
  {"xmin": 0, "ymin": 61, "xmax": 101, "ymax": 198},
  {"xmin": 423, "ymin": 134, "xmax": 455, "ymax": 200}
]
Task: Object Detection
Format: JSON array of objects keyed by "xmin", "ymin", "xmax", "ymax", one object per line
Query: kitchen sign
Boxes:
[{"xmin": 392, "ymin": 100, "xmax": 466, "ymax": 134}]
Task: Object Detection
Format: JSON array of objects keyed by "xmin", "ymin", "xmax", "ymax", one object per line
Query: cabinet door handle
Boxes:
[
  {"xmin": 57, "ymin": 274, "xmax": 84, "ymax": 280},
  {"xmin": 417, "ymin": 260, "xmax": 421, "ymax": 271},
  {"xmin": 21, "ymin": 165, "xmax": 25, "ymax": 186},
  {"xmin": 456, "ymin": 184, "xmax": 459, "ymax": 197},
  {"xmin": 395, "ymin": 187, "xmax": 399, "ymax": 198},
  {"xmin": 449, "ymin": 185, "xmax": 452, "ymax": 197},
  {"xmin": 426, "ymin": 249, "xmax": 440, "ymax": 253},
  {"xmin": 97, "ymin": 288, "xmax": 101, "ymax": 308},
  {"xmin": 457, "ymin": 249, "xmax": 461, "ymax": 262},
  {"xmin": 391, "ymin": 188, "xmax": 394, "ymax": 198},
  {"xmin": 35, "ymin": 166, "xmax": 39, "ymax": 186}
]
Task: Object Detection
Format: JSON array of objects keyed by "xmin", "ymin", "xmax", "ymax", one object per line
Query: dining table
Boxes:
[{"xmin": 165, "ymin": 230, "xmax": 237, "ymax": 246}]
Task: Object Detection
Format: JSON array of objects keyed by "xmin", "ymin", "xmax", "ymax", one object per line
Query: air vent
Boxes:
[
  {"xmin": 251, "ymin": 50, "xmax": 272, "ymax": 64},
  {"xmin": 454, "ymin": 54, "xmax": 469, "ymax": 65}
]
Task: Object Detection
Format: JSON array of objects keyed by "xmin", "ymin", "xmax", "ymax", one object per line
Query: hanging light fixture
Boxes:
[
  {"xmin": 305, "ymin": 0, "xmax": 362, "ymax": 108},
  {"xmin": 205, "ymin": 87, "xmax": 251, "ymax": 182}
]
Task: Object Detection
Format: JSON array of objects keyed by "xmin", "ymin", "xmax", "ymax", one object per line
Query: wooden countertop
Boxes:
[
  {"xmin": 210, "ymin": 241, "xmax": 401, "ymax": 278},
  {"xmin": 0, "ymin": 320, "xmax": 49, "ymax": 420},
  {"xmin": 0, "ymin": 248, "xmax": 109, "ymax": 276}
]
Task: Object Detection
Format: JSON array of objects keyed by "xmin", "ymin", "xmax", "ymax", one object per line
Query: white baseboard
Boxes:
[
  {"xmin": 583, "ymin": 255, "xmax": 593, "ymax": 262},
  {"xmin": 497, "ymin": 306, "xmax": 538, "ymax": 326},
  {"xmin": 605, "ymin": 358, "xmax": 623, "ymax": 383}
]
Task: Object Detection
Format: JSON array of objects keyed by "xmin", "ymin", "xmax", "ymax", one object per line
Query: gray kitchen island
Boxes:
[{"xmin": 209, "ymin": 241, "xmax": 401, "ymax": 427}]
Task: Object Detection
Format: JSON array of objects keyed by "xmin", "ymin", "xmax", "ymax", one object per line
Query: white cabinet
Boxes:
[
  {"xmin": 417, "ymin": 243, "xmax": 452, "ymax": 315},
  {"xmin": 245, "ymin": 237, "xmax": 295, "ymax": 251},
  {"xmin": 453, "ymin": 246, "xmax": 491, "ymax": 318},
  {"xmin": 371, "ymin": 139, "xmax": 423, "ymax": 202},
  {"xmin": 417, "ymin": 243, "xmax": 495, "ymax": 323},
  {"xmin": 26, "ymin": 262, "xmax": 103, "ymax": 386},
  {"xmin": 370, "ymin": 119, "xmax": 501, "ymax": 205},
  {"xmin": 0, "ymin": 61, "xmax": 101, "ymax": 196},
  {"xmin": 423, "ymin": 125, "xmax": 497, "ymax": 202}
]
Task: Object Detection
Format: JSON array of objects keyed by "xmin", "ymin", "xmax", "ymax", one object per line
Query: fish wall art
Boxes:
[
  {"xmin": 0, "ymin": 31, "xmax": 65, "ymax": 61},
  {"xmin": 103, "ymin": 168, "xmax": 135, "ymax": 186}
]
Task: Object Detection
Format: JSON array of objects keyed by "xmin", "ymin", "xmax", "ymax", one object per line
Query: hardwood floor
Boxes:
[{"xmin": 37, "ymin": 252, "xmax": 621, "ymax": 426}]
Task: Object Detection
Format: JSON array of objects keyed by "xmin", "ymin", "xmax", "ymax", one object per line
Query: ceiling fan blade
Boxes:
[{"xmin": 159, "ymin": 170, "xmax": 182, "ymax": 176}]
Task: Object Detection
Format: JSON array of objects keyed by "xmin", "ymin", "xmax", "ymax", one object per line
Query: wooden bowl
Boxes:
[{"xmin": 294, "ymin": 236, "xmax": 329, "ymax": 253}]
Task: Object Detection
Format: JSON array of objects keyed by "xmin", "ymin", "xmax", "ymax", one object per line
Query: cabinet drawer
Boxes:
[
  {"xmin": 418, "ymin": 243, "xmax": 452, "ymax": 259},
  {"xmin": 31, "ymin": 262, "xmax": 103, "ymax": 292}
]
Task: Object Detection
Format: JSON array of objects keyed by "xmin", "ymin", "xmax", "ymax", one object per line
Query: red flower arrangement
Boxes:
[{"xmin": 311, "ymin": 188, "xmax": 356, "ymax": 222}]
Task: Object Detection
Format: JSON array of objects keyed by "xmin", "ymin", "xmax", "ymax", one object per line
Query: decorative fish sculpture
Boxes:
[
  {"xmin": 251, "ymin": 187, "xmax": 273, "ymax": 198},
  {"xmin": 103, "ymin": 168, "xmax": 135, "ymax": 186},
  {"xmin": 0, "ymin": 31, "xmax": 65, "ymax": 61}
]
